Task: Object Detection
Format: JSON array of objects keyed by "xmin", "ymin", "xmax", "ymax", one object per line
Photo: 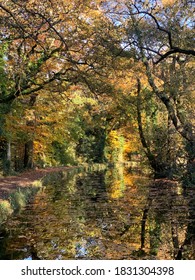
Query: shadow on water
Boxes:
[
  {"xmin": 137, "ymin": 180, "xmax": 195, "ymax": 260},
  {"xmin": 0, "ymin": 167, "xmax": 194, "ymax": 260}
]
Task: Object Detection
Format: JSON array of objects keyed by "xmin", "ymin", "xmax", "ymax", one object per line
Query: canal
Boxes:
[{"xmin": 0, "ymin": 167, "xmax": 194, "ymax": 260}]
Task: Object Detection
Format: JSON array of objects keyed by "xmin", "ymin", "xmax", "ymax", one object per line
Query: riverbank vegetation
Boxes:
[{"xmin": 0, "ymin": 0, "xmax": 194, "ymax": 185}]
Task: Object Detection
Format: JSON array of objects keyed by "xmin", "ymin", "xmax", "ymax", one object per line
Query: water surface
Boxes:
[{"xmin": 0, "ymin": 168, "xmax": 194, "ymax": 260}]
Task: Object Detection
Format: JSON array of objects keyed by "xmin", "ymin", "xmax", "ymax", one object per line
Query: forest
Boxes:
[
  {"xmin": 0, "ymin": 0, "xmax": 195, "ymax": 261},
  {"xmin": 0, "ymin": 0, "xmax": 194, "ymax": 183}
]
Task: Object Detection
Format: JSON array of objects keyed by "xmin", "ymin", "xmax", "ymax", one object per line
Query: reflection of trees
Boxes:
[
  {"xmin": 1, "ymin": 169, "xmax": 194, "ymax": 260},
  {"xmin": 176, "ymin": 190, "xmax": 195, "ymax": 260},
  {"xmin": 1, "ymin": 170, "xmax": 118, "ymax": 259},
  {"xmin": 1, "ymin": 168, "xmax": 150, "ymax": 259},
  {"xmin": 139, "ymin": 180, "xmax": 195, "ymax": 260}
]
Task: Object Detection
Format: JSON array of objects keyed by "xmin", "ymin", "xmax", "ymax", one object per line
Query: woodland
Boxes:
[{"xmin": 0, "ymin": 0, "xmax": 194, "ymax": 186}]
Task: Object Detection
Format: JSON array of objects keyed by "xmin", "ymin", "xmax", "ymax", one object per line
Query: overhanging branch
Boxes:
[{"xmin": 132, "ymin": 7, "xmax": 195, "ymax": 63}]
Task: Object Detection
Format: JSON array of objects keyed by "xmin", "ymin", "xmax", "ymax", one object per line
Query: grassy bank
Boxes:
[{"xmin": 0, "ymin": 181, "xmax": 42, "ymax": 224}]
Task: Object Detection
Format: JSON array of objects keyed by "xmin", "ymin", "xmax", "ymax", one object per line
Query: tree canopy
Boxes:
[{"xmin": 0, "ymin": 0, "xmax": 194, "ymax": 183}]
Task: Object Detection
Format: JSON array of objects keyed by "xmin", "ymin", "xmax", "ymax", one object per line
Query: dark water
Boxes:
[{"xmin": 0, "ymin": 168, "xmax": 195, "ymax": 260}]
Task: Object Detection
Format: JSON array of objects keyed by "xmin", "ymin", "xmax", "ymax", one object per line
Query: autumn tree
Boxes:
[
  {"xmin": 1, "ymin": 0, "xmax": 194, "ymax": 179},
  {"xmin": 101, "ymin": 0, "xmax": 195, "ymax": 180},
  {"xmin": 0, "ymin": 0, "xmax": 117, "ymax": 171}
]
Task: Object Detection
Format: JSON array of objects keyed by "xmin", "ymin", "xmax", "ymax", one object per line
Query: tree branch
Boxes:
[
  {"xmin": 155, "ymin": 48, "xmax": 195, "ymax": 64},
  {"xmin": 132, "ymin": 7, "xmax": 195, "ymax": 63}
]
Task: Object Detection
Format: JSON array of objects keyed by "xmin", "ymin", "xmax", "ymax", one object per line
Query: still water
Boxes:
[{"xmin": 0, "ymin": 168, "xmax": 195, "ymax": 260}]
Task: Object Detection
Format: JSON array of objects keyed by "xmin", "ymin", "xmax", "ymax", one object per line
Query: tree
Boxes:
[
  {"xmin": 0, "ymin": 0, "xmax": 114, "ymax": 104},
  {"xmin": 0, "ymin": 0, "xmax": 194, "ymax": 179},
  {"xmin": 0, "ymin": 0, "xmax": 117, "ymax": 170},
  {"xmin": 102, "ymin": 0, "xmax": 195, "ymax": 180}
]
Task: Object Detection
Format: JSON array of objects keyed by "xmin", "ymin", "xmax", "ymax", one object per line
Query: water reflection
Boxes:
[{"xmin": 0, "ymin": 168, "xmax": 195, "ymax": 260}]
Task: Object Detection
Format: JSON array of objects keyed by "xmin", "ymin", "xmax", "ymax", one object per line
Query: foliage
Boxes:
[
  {"xmin": 0, "ymin": 200, "xmax": 13, "ymax": 224},
  {"xmin": 0, "ymin": 0, "xmax": 194, "ymax": 182}
]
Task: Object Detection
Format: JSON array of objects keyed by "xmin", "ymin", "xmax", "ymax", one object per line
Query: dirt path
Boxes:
[{"xmin": 0, "ymin": 167, "xmax": 75, "ymax": 199}]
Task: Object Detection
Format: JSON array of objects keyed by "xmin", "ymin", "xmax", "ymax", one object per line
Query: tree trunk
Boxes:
[
  {"xmin": 2, "ymin": 140, "xmax": 12, "ymax": 175},
  {"xmin": 6, "ymin": 140, "xmax": 12, "ymax": 173},
  {"xmin": 24, "ymin": 140, "xmax": 34, "ymax": 169},
  {"xmin": 23, "ymin": 94, "xmax": 37, "ymax": 170},
  {"xmin": 143, "ymin": 60, "xmax": 195, "ymax": 183},
  {"xmin": 136, "ymin": 78, "xmax": 170, "ymax": 178}
]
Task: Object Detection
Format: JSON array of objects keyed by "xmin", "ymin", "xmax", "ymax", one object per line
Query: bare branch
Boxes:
[{"xmin": 155, "ymin": 48, "xmax": 195, "ymax": 64}]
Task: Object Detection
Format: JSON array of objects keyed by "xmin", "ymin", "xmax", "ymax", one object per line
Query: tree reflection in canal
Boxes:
[{"xmin": 0, "ymin": 167, "xmax": 194, "ymax": 260}]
